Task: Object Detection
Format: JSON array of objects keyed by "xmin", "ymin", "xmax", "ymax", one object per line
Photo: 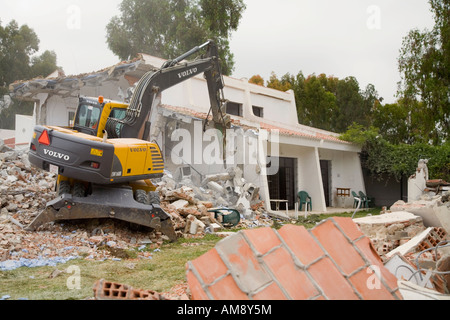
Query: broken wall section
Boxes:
[
  {"xmin": 186, "ymin": 217, "xmax": 403, "ymax": 300},
  {"xmin": 354, "ymin": 211, "xmax": 450, "ymax": 294}
]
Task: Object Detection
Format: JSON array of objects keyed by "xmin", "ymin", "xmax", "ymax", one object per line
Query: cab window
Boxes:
[
  {"xmin": 75, "ymin": 104, "xmax": 101, "ymax": 129},
  {"xmin": 110, "ymin": 108, "xmax": 126, "ymax": 120}
]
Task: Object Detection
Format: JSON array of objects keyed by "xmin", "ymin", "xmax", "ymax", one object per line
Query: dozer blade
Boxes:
[{"xmin": 26, "ymin": 185, "xmax": 177, "ymax": 242}]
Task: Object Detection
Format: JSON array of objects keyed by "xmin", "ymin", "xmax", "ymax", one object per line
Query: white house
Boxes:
[{"xmin": 10, "ymin": 52, "xmax": 366, "ymax": 215}]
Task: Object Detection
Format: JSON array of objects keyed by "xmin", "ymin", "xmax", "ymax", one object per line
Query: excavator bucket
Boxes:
[{"xmin": 26, "ymin": 185, "xmax": 177, "ymax": 242}]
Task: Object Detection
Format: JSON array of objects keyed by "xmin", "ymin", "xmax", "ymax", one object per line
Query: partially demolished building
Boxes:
[{"xmin": 10, "ymin": 53, "xmax": 365, "ymax": 216}]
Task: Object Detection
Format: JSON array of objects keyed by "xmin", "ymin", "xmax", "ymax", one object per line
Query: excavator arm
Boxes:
[{"xmin": 105, "ymin": 40, "xmax": 231, "ymax": 141}]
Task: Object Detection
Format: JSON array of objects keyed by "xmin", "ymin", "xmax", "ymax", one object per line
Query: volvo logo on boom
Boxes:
[
  {"xmin": 178, "ymin": 67, "xmax": 198, "ymax": 79},
  {"xmin": 43, "ymin": 149, "xmax": 70, "ymax": 161}
]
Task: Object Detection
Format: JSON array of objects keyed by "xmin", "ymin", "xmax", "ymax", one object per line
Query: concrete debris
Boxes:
[
  {"xmin": 391, "ymin": 195, "xmax": 450, "ymax": 234},
  {"xmin": 353, "ymin": 211, "xmax": 427, "ymax": 257},
  {"xmin": 354, "ymin": 210, "xmax": 450, "ymax": 294},
  {"xmin": 398, "ymin": 281, "xmax": 450, "ymax": 300},
  {"xmin": 0, "ymin": 147, "xmax": 184, "ymax": 270},
  {"xmin": 0, "ymin": 146, "xmax": 271, "ymax": 277},
  {"xmin": 2, "ymin": 144, "xmax": 449, "ymax": 300},
  {"xmin": 157, "ymin": 168, "xmax": 272, "ymax": 239}
]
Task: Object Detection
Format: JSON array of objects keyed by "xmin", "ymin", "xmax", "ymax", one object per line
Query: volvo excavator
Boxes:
[{"xmin": 26, "ymin": 40, "xmax": 231, "ymax": 241}]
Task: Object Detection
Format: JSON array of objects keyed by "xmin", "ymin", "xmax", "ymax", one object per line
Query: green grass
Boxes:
[
  {"xmin": 0, "ymin": 209, "xmax": 381, "ymax": 300},
  {"xmin": 0, "ymin": 234, "xmax": 222, "ymax": 300}
]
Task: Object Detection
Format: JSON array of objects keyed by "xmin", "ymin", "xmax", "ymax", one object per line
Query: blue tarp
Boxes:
[{"xmin": 0, "ymin": 256, "xmax": 79, "ymax": 271}]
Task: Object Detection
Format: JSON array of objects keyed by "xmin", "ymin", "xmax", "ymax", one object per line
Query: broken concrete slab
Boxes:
[
  {"xmin": 386, "ymin": 227, "xmax": 438, "ymax": 259},
  {"xmin": 353, "ymin": 211, "xmax": 426, "ymax": 257},
  {"xmin": 391, "ymin": 197, "xmax": 450, "ymax": 233},
  {"xmin": 186, "ymin": 217, "xmax": 403, "ymax": 300},
  {"xmin": 398, "ymin": 281, "xmax": 450, "ymax": 300}
]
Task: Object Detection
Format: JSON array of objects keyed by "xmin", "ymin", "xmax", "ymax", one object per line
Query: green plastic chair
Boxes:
[
  {"xmin": 358, "ymin": 191, "xmax": 371, "ymax": 208},
  {"xmin": 208, "ymin": 208, "xmax": 241, "ymax": 228},
  {"xmin": 297, "ymin": 191, "xmax": 312, "ymax": 211}
]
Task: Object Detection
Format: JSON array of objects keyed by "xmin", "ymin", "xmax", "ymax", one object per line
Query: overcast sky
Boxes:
[{"xmin": 2, "ymin": 0, "xmax": 435, "ymax": 103}]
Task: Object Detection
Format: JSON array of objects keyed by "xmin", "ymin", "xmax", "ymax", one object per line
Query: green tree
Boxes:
[
  {"xmin": 334, "ymin": 76, "xmax": 365, "ymax": 132},
  {"xmin": 266, "ymin": 72, "xmax": 292, "ymax": 92},
  {"xmin": 397, "ymin": 0, "xmax": 450, "ymax": 145},
  {"xmin": 106, "ymin": 0, "xmax": 246, "ymax": 75},
  {"xmin": 248, "ymin": 74, "xmax": 264, "ymax": 86},
  {"xmin": 299, "ymin": 74, "xmax": 339, "ymax": 131},
  {"xmin": 0, "ymin": 20, "xmax": 39, "ymax": 91},
  {"xmin": 0, "ymin": 20, "xmax": 59, "ymax": 129},
  {"xmin": 265, "ymin": 71, "xmax": 379, "ymax": 133},
  {"xmin": 30, "ymin": 50, "xmax": 58, "ymax": 79},
  {"xmin": 340, "ymin": 125, "xmax": 450, "ymax": 182},
  {"xmin": 371, "ymin": 101, "xmax": 410, "ymax": 144}
]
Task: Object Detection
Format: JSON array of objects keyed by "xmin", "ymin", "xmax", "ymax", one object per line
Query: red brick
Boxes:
[
  {"xmin": 349, "ymin": 268, "xmax": 396, "ymax": 300},
  {"xmin": 208, "ymin": 275, "xmax": 249, "ymax": 300},
  {"xmin": 263, "ymin": 246, "xmax": 319, "ymax": 300},
  {"xmin": 186, "ymin": 270, "xmax": 210, "ymax": 300},
  {"xmin": 308, "ymin": 257, "xmax": 359, "ymax": 300},
  {"xmin": 355, "ymin": 237, "xmax": 399, "ymax": 292},
  {"xmin": 216, "ymin": 232, "xmax": 272, "ymax": 293},
  {"xmin": 332, "ymin": 217, "xmax": 364, "ymax": 241},
  {"xmin": 243, "ymin": 227, "xmax": 281, "ymax": 255},
  {"xmin": 278, "ymin": 224, "xmax": 324, "ymax": 265},
  {"xmin": 191, "ymin": 248, "xmax": 228, "ymax": 285},
  {"xmin": 252, "ymin": 282, "xmax": 288, "ymax": 300},
  {"xmin": 311, "ymin": 219, "xmax": 365, "ymax": 275}
]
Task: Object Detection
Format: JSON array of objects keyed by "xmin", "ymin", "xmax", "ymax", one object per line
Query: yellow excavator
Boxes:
[{"xmin": 26, "ymin": 40, "xmax": 231, "ymax": 241}]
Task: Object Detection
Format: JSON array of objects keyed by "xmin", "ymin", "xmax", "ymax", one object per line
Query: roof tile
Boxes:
[
  {"xmin": 208, "ymin": 275, "xmax": 249, "ymax": 300},
  {"xmin": 349, "ymin": 268, "xmax": 396, "ymax": 300},
  {"xmin": 190, "ymin": 248, "xmax": 228, "ymax": 285},
  {"xmin": 263, "ymin": 246, "xmax": 320, "ymax": 300},
  {"xmin": 332, "ymin": 216, "xmax": 365, "ymax": 241},
  {"xmin": 278, "ymin": 224, "xmax": 324, "ymax": 266},
  {"xmin": 187, "ymin": 217, "xmax": 402, "ymax": 300},
  {"xmin": 243, "ymin": 227, "xmax": 281, "ymax": 256},
  {"xmin": 186, "ymin": 269, "xmax": 210, "ymax": 300},
  {"xmin": 252, "ymin": 282, "xmax": 288, "ymax": 300},
  {"xmin": 308, "ymin": 257, "xmax": 360, "ymax": 300},
  {"xmin": 311, "ymin": 219, "xmax": 366, "ymax": 276},
  {"xmin": 215, "ymin": 232, "xmax": 272, "ymax": 293}
]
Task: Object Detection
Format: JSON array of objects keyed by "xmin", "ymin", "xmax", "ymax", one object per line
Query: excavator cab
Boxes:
[{"xmin": 73, "ymin": 96, "xmax": 128, "ymax": 138}]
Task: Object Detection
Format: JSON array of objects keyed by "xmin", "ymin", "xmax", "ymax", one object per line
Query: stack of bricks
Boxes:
[
  {"xmin": 186, "ymin": 217, "xmax": 403, "ymax": 300},
  {"xmin": 416, "ymin": 227, "xmax": 448, "ymax": 253},
  {"xmin": 93, "ymin": 279, "xmax": 163, "ymax": 300}
]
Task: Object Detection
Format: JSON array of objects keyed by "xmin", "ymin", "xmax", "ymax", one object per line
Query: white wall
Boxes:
[
  {"xmin": 15, "ymin": 115, "xmax": 34, "ymax": 150},
  {"xmin": 161, "ymin": 75, "xmax": 297, "ymax": 126},
  {"xmin": 319, "ymin": 148, "xmax": 366, "ymax": 207}
]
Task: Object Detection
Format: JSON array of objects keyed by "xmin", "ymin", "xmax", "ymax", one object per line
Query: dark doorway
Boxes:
[
  {"xmin": 320, "ymin": 160, "xmax": 331, "ymax": 207},
  {"xmin": 267, "ymin": 157, "xmax": 296, "ymax": 210}
]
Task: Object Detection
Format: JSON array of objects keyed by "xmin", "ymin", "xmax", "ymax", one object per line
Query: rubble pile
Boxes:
[
  {"xmin": 0, "ymin": 148, "xmax": 177, "ymax": 267},
  {"xmin": 354, "ymin": 205, "xmax": 450, "ymax": 295},
  {"xmin": 0, "ymin": 145, "xmax": 272, "ymax": 271},
  {"xmin": 156, "ymin": 167, "xmax": 272, "ymax": 238}
]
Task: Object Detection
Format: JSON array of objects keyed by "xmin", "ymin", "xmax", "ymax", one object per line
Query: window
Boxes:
[
  {"xmin": 252, "ymin": 106, "xmax": 264, "ymax": 118},
  {"xmin": 226, "ymin": 102, "xmax": 242, "ymax": 117},
  {"xmin": 110, "ymin": 108, "xmax": 126, "ymax": 120},
  {"xmin": 75, "ymin": 104, "xmax": 101, "ymax": 129},
  {"xmin": 68, "ymin": 111, "xmax": 76, "ymax": 126}
]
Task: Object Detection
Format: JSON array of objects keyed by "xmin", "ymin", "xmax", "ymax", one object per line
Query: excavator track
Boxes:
[{"xmin": 26, "ymin": 184, "xmax": 177, "ymax": 242}]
